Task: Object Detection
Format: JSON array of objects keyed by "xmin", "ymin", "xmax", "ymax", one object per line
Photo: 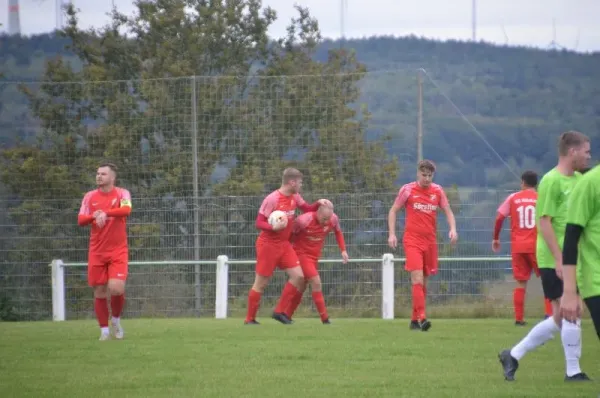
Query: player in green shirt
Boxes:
[
  {"xmin": 561, "ymin": 165, "xmax": 600, "ymax": 341},
  {"xmin": 535, "ymin": 168, "xmax": 582, "ymax": 270},
  {"xmin": 499, "ymin": 131, "xmax": 591, "ymax": 382}
]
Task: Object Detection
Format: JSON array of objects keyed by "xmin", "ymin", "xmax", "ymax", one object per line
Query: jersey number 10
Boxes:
[{"xmin": 516, "ymin": 205, "xmax": 535, "ymax": 229}]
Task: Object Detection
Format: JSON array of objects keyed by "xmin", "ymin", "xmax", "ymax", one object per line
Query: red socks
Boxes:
[
  {"xmin": 274, "ymin": 282, "xmax": 300, "ymax": 314},
  {"xmin": 94, "ymin": 298, "xmax": 109, "ymax": 327},
  {"xmin": 513, "ymin": 287, "xmax": 525, "ymax": 322},
  {"xmin": 95, "ymin": 295, "xmax": 125, "ymax": 328},
  {"xmin": 111, "ymin": 294, "xmax": 125, "ymax": 318},
  {"xmin": 285, "ymin": 290, "xmax": 305, "ymax": 318},
  {"xmin": 245, "ymin": 289, "xmax": 262, "ymax": 322},
  {"xmin": 312, "ymin": 291, "xmax": 329, "ymax": 321},
  {"xmin": 412, "ymin": 284, "xmax": 426, "ymax": 321},
  {"xmin": 544, "ymin": 298, "xmax": 553, "ymax": 317},
  {"xmin": 514, "ymin": 288, "xmax": 553, "ymax": 321}
]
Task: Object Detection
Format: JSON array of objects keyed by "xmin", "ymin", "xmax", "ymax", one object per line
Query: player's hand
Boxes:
[
  {"xmin": 560, "ymin": 291, "xmax": 581, "ymax": 322},
  {"xmin": 341, "ymin": 251, "xmax": 349, "ymax": 264},
  {"xmin": 388, "ymin": 234, "xmax": 397, "ymax": 249},
  {"xmin": 449, "ymin": 229, "xmax": 458, "ymax": 245},
  {"xmin": 555, "ymin": 262, "xmax": 564, "ymax": 280},
  {"xmin": 317, "ymin": 199, "xmax": 333, "ymax": 209},
  {"xmin": 95, "ymin": 211, "xmax": 107, "ymax": 228},
  {"xmin": 492, "ymin": 240, "xmax": 501, "ymax": 253}
]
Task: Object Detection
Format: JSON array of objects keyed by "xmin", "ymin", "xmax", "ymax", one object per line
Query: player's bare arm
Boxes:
[
  {"xmin": 492, "ymin": 212, "xmax": 506, "ymax": 252},
  {"xmin": 538, "ymin": 215, "xmax": 563, "ymax": 278},
  {"xmin": 332, "ymin": 217, "xmax": 349, "ymax": 264},
  {"xmin": 297, "ymin": 198, "xmax": 333, "ymax": 213},
  {"xmin": 442, "ymin": 204, "xmax": 458, "ymax": 244},
  {"xmin": 387, "ymin": 202, "xmax": 403, "ymax": 249},
  {"xmin": 492, "ymin": 195, "xmax": 511, "ymax": 252}
]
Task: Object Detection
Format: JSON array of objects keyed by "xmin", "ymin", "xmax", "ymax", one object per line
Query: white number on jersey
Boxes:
[{"xmin": 516, "ymin": 205, "xmax": 535, "ymax": 229}]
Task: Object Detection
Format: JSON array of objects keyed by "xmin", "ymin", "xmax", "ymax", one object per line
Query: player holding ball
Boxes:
[{"xmin": 245, "ymin": 168, "xmax": 332, "ymax": 325}]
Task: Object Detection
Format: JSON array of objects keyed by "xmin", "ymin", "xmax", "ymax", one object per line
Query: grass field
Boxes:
[{"xmin": 1, "ymin": 318, "xmax": 598, "ymax": 398}]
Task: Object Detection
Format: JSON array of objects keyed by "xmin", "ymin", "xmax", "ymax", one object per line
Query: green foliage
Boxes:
[
  {"xmin": 0, "ymin": 295, "xmax": 19, "ymax": 322},
  {"xmin": 5, "ymin": 6, "xmax": 597, "ymax": 318},
  {"xmin": 0, "ymin": 0, "xmax": 396, "ymax": 270}
]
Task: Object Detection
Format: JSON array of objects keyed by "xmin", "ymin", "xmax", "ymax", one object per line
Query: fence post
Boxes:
[
  {"xmin": 381, "ymin": 253, "xmax": 394, "ymax": 320},
  {"xmin": 215, "ymin": 255, "xmax": 229, "ymax": 319},
  {"xmin": 50, "ymin": 259, "xmax": 66, "ymax": 321},
  {"xmin": 191, "ymin": 75, "xmax": 202, "ymax": 316}
]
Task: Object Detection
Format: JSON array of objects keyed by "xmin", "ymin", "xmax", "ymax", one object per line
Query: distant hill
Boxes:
[{"xmin": 1, "ymin": 33, "xmax": 599, "ymax": 187}]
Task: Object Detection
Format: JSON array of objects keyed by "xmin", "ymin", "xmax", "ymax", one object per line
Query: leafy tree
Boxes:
[{"xmin": 0, "ymin": 0, "xmax": 398, "ymax": 318}]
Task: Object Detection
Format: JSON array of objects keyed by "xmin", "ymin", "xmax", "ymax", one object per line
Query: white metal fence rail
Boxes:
[{"xmin": 50, "ymin": 254, "xmax": 511, "ymax": 322}]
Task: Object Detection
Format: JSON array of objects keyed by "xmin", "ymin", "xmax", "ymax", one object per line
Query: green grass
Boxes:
[{"xmin": 0, "ymin": 318, "xmax": 598, "ymax": 398}]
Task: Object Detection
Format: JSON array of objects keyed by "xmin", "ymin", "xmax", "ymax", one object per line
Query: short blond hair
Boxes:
[
  {"xmin": 282, "ymin": 168, "xmax": 303, "ymax": 184},
  {"xmin": 558, "ymin": 131, "xmax": 589, "ymax": 156},
  {"xmin": 417, "ymin": 159, "xmax": 436, "ymax": 173}
]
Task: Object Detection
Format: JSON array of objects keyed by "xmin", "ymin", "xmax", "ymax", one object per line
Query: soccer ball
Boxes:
[{"xmin": 268, "ymin": 210, "xmax": 288, "ymax": 228}]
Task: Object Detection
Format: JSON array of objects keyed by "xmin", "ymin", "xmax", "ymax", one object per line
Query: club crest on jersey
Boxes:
[
  {"xmin": 111, "ymin": 198, "xmax": 117, "ymax": 206},
  {"xmin": 430, "ymin": 194, "xmax": 436, "ymax": 201}
]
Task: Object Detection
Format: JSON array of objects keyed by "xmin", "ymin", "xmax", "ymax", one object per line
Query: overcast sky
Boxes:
[{"xmin": 3, "ymin": 0, "xmax": 599, "ymax": 53}]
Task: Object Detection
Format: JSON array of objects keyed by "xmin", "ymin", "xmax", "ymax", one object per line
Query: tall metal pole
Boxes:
[
  {"xmin": 340, "ymin": 0, "xmax": 346, "ymax": 48},
  {"xmin": 56, "ymin": 0, "xmax": 62, "ymax": 30},
  {"xmin": 472, "ymin": 0, "xmax": 477, "ymax": 41},
  {"xmin": 417, "ymin": 70, "xmax": 423, "ymax": 162},
  {"xmin": 191, "ymin": 76, "xmax": 201, "ymax": 316}
]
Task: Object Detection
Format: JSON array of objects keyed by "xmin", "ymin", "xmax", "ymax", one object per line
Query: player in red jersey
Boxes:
[
  {"xmin": 283, "ymin": 205, "xmax": 349, "ymax": 324},
  {"xmin": 492, "ymin": 170, "xmax": 553, "ymax": 325},
  {"xmin": 245, "ymin": 168, "xmax": 332, "ymax": 325},
  {"xmin": 387, "ymin": 160, "xmax": 458, "ymax": 331},
  {"xmin": 78, "ymin": 163, "xmax": 132, "ymax": 341}
]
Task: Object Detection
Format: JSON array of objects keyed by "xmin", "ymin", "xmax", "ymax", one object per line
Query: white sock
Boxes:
[
  {"xmin": 510, "ymin": 317, "xmax": 560, "ymax": 361},
  {"xmin": 111, "ymin": 316, "xmax": 120, "ymax": 324},
  {"xmin": 561, "ymin": 318, "xmax": 582, "ymax": 377},
  {"xmin": 100, "ymin": 326, "xmax": 110, "ymax": 335}
]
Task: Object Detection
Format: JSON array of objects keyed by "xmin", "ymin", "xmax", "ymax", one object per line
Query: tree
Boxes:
[{"xmin": 0, "ymin": 0, "xmax": 397, "ymax": 318}]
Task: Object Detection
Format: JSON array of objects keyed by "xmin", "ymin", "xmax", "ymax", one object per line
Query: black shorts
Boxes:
[
  {"xmin": 583, "ymin": 296, "xmax": 600, "ymax": 341},
  {"xmin": 540, "ymin": 268, "xmax": 563, "ymax": 301}
]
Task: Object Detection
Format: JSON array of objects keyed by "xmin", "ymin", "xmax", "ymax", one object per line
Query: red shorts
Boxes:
[
  {"xmin": 87, "ymin": 249, "xmax": 128, "ymax": 287},
  {"xmin": 404, "ymin": 243, "xmax": 438, "ymax": 276},
  {"xmin": 255, "ymin": 239, "xmax": 300, "ymax": 277},
  {"xmin": 511, "ymin": 252, "xmax": 540, "ymax": 281},
  {"xmin": 298, "ymin": 254, "xmax": 319, "ymax": 280}
]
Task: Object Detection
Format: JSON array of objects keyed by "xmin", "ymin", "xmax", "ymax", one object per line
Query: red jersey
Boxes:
[
  {"xmin": 291, "ymin": 212, "xmax": 346, "ymax": 259},
  {"xmin": 393, "ymin": 182, "xmax": 449, "ymax": 245},
  {"xmin": 496, "ymin": 189, "xmax": 537, "ymax": 253},
  {"xmin": 257, "ymin": 190, "xmax": 308, "ymax": 243},
  {"xmin": 78, "ymin": 187, "xmax": 132, "ymax": 254}
]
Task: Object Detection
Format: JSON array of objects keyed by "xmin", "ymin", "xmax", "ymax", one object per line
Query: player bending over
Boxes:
[
  {"xmin": 284, "ymin": 205, "xmax": 349, "ymax": 324},
  {"xmin": 498, "ymin": 131, "xmax": 591, "ymax": 382},
  {"xmin": 387, "ymin": 160, "xmax": 458, "ymax": 332},
  {"xmin": 78, "ymin": 162, "xmax": 132, "ymax": 341},
  {"xmin": 492, "ymin": 170, "xmax": 553, "ymax": 325},
  {"xmin": 561, "ymin": 164, "xmax": 600, "ymax": 342},
  {"xmin": 245, "ymin": 168, "xmax": 332, "ymax": 325}
]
